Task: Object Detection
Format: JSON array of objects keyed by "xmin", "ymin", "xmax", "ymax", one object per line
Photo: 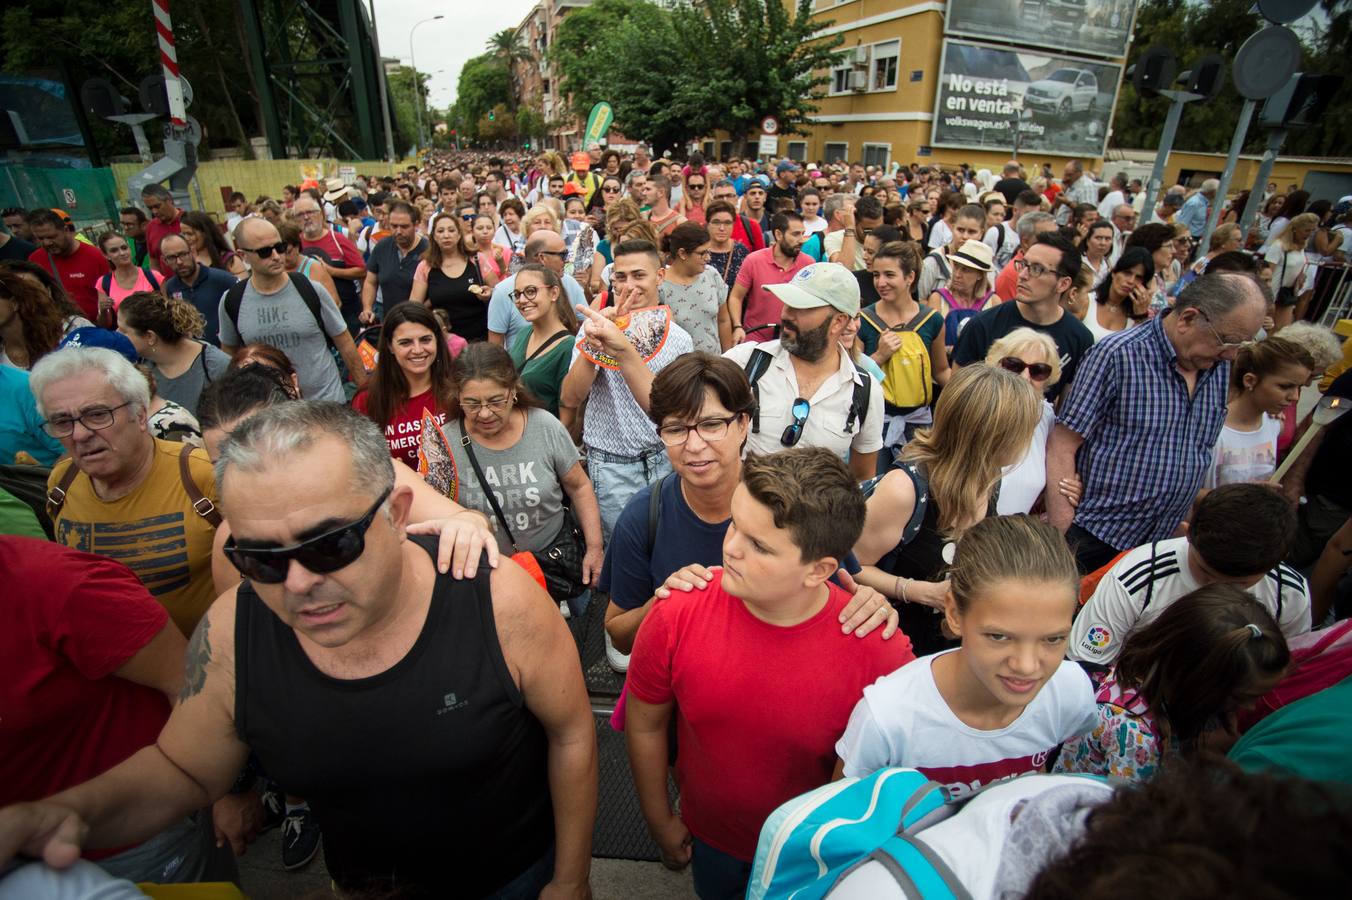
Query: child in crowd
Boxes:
[
  {"xmin": 837, "ymin": 515, "xmax": 1096, "ymax": 796},
  {"xmin": 626, "ymin": 448, "xmax": 914, "ymax": 899},
  {"xmin": 1205, "ymin": 336, "xmax": 1314, "ymax": 487},
  {"xmin": 1056, "ymin": 584, "xmax": 1290, "ymax": 782}
]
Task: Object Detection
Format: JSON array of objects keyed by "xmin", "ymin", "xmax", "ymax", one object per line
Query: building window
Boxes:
[
  {"xmin": 824, "ymin": 142, "xmax": 848, "ymax": 164},
  {"xmin": 862, "ymin": 144, "xmax": 890, "ymax": 168},
  {"xmin": 786, "ymin": 141, "xmax": 807, "ymax": 162},
  {"xmin": 720, "ymin": 140, "xmax": 732, "ymax": 160},
  {"xmin": 542, "ymin": 79, "xmax": 550, "ymax": 95},
  {"xmin": 831, "ymin": 65, "xmax": 852, "ymax": 95},
  {"xmin": 872, "ymin": 41, "xmax": 899, "ymax": 91},
  {"xmin": 702, "ymin": 140, "xmax": 715, "ymax": 159}
]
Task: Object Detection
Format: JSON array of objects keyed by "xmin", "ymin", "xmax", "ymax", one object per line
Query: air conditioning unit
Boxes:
[
  {"xmin": 853, "ymin": 46, "xmax": 871, "ymax": 67},
  {"xmin": 850, "ymin": 69, "xmax": 869, "ymax": 92}
]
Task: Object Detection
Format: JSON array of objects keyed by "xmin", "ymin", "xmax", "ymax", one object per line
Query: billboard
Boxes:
[
  {"xmin": 931, "ymin": 40, "xmax": 1122, "ymax": 158},
  {"xmin": 945, "ymin": 0, "xmax": 1138, "ymax": 60}
]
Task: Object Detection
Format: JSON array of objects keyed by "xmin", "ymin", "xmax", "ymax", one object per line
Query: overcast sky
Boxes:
[{"xmin": 371, "ymin": 0, "xmax": 539, "ymax": 111}]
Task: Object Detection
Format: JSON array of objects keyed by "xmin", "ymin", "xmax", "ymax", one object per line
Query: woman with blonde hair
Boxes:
[
  {"xmin": 984, "ymin": 327, "xmax": 1082, "ymax": 516},
  {"xmin": 853, "ymin": 364, "xmax": 1043, "ymax": 654},
  {"xmin": 1265, "ymin": 211, "xmax": 1318, "ymax": 331}
]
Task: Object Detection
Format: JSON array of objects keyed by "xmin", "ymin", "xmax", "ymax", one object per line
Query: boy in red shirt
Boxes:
[{"xmin": 626, "ymin": 448, "xmax": 914, "ymax": 899}]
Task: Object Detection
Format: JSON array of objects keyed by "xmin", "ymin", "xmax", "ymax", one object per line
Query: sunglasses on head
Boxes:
[
  {"xmin": 223, "ymin": 488, "xmax": 391, "ymax": 584},
  {"xmin": 242, "ymin": 241, "xmax": 289, "ymax": 259},
  {"xmin": 781, "ymin": 397, "xmax": 811, "ymax": 447},
  {"xmin": 998, "ymin": 357, "xmax": 1053, "ymax": 382}
]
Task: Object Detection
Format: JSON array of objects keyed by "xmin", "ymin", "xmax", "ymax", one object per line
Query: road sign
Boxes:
[
  {"xmin": 61, "ymin": 189, "xmax": 77, "ymax": 207},
  {"xmin": 760, "ymin": 116, "xmax": 779, "ymax": 135},
  {"xmin": 758, "ymin": 134, "xmax": 778, "ymax": 156}
]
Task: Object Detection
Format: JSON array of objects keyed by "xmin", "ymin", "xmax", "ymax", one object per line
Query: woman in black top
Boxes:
[
  {"xmin": 410, "ymin": 212, "xmax": 489, "ymax": 341},
  {"xmin": 852, "ymin": 365, "xmax": 1041, "ymax": 654}
]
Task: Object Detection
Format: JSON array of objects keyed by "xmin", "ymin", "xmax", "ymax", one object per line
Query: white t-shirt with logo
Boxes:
[
  {"xmin": 836, "ymin": 650, "xmax": 1096, "ymax": 798},
  {"xmin": 1204, "ymin": 416, "xmax": 1281, "ymax": 488},
  {"xmin": 1069, "ymin": 536, "xmax": 1311, "ymax": 665}
]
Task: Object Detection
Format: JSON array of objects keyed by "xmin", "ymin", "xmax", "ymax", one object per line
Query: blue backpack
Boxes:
[{"xmin": 748, "ymin": 768, "xmax": 969, "ymax": 900}]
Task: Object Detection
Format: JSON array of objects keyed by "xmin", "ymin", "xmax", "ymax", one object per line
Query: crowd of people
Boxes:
[{"xmin": 1, "ymin": 145, "xmax": 1351, "ymax": 900}]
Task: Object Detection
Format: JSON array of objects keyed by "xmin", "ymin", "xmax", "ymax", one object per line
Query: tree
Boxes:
[
  {"xmin": 451, "ymin": 52, "xmax": 512, "ymax": 141},
  {"xmin": 486, "ymin": 28, "xmax": 531, "ymax": 66},
  {"xmin": 550, "ymin": 0, "xmax": 671, "ymax": 122},
  {"xmin": 515, "ymin": 107, "xmax": 546, "ymax": 145}
]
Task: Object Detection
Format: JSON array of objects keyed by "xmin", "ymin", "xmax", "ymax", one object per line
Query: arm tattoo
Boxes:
[{"xmin": 179, "ymin": 614, "xmax": 212, "ymax": 701}]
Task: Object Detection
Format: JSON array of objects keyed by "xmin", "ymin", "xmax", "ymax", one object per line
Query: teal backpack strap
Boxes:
[{"xmin": 870, "ymin": 834, "xmax": 973, "ymax": 899}]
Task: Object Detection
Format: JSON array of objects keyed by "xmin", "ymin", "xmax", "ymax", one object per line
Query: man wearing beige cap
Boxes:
[{"xmin": 723, "ymin": 262, "xmax": 883, "ymax": 479}]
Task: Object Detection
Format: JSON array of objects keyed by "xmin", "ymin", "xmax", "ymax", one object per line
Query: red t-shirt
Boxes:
[
  {"xmin": 28, "ymin": 242, "xmax": 110, "ymax": 320},
  {"xmin": 994, "ymin": 248, "xmax": 1023, "ymax": 302},
  {"xmin": 143, "ymin": 213, "xmax": 183, "ymax": 276},
  {"xmin": 734, "ymin": 247, "xmax": 813, "ymax": 340},
  {"xmin": 302, "ymin": 229, "xmax": 366, "ymax": 271},
  {"xmin": 627, "ymin": 570, "xmax": 914, "ymax": 861},
  {"xmin": 352, "ymin": 388, "xmax": 449, "ymax": 469},
  {"xmin": 0, "ymin": 537, "xmax": 171, "ymax": 815}
]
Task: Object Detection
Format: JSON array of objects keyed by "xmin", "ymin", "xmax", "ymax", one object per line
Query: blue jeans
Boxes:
[
  {"xmin": 587, "ymin": 445, "xmax": 672, "ymax": 543},
  {"xmin": 566, "ymin": 589, "xmax": 591, "ymax": 618},
  {"xmin": 691, "ymin": 838, "xmax": 752, "ymax": 900}
]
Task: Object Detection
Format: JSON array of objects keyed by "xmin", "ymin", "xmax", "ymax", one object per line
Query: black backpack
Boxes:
[
  {"xmin": 222, "ymin": 272, "xmax": 338, "ymax": 353},
  {"xmin": 0, "ymin": 464, "xmax": 55, "ymax": 539}
]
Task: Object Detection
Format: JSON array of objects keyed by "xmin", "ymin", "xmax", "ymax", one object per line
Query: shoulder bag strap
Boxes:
[
  {"xmin": 45, "ymin": 462, "xmax": 82, "ymax": 520},
  {"xmin": 720, "ymin": 248, "xmax": 734, "ymax": 283},
  {"xmin": 178, "ymin": 444, "xmax": 222, "ymax": 526},
  {"xmin": 524, "ymin": 329, "xmax": 571, "ymax": 364},
  {"xmin": 455, "ymin": 419, "xmax": 519, "ymax": 551}
]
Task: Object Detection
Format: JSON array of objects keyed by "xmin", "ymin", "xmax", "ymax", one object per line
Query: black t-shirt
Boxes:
[
  {"xmin": 767, "ymin": 182, "xmax": 798, "ymax": 208},
  {"xmin": 1306, "ymin": 370, "xmax": 1352, "ymax": 509},
  {"xmin": 0, "ymin": 235, "xmax": 36, "ymax": 261},
  {"xmin": 994, "ymin": 177, "xmax": 1032, "ymax": 205},
  {"xmin": 952, "ymin": 301, "xmax": 1094, "ymax": 401}
]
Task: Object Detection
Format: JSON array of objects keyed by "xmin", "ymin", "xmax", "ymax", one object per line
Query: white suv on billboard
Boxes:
[{"xmin": 1024, "ymin": 67, "xmax": 1099, "ymax": 117}]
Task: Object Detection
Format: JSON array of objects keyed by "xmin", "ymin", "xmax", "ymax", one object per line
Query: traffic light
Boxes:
[
  {"xmin": 1260, "ymin": 73, "xmax": 1342, "ymax": 128},
  {"xmin": 488, "ymin": 110, "xmax": 496, "ymax": 121},
  {"xmin": 1129, "ymin": 46, "xmax": 1177, "ymax": 98}
]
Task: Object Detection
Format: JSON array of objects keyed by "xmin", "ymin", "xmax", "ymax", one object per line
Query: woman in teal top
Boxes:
[{"xmin": 508, "ymin": 264, "xmax": 580, "ymax": 416}]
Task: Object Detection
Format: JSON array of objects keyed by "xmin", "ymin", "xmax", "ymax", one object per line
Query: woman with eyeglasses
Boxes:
[
  {"xmin": 586, "ymin": 175, "xmax": 624, "ymax": 233},
  {"xmin": 853, "ymin": 364, "xmax": 1042, "ymax": 655},
  {"xmin": 981, "ymin": 328, "xmax": 1084, "ymax": 515},
  {"xmin": 443, "ymin": 343, "xmax": 604, "ymax": 616},
  {"xmin": 179, "ymin": 211, "xmax": 247, "ymax": 279},
  {"xmin": 703, "ymin": 200, "xmax": 751, "ymax": 303},
  {"xmin": 658, "ymin": 223, "xmax": 729, "ymax": 355},
  {"xmin": 508, "ymin": 264, "xmax": 579, "ymax": 416},
  {"xmin": 352, "ymin": 302, "xmax": 457, "ymax": 469},
  {"xmin": 409, "ymin": 212, "xmax": 489, "ymax": 342},
  {"xmin": 95, "ymin": 232, "xmax": 162, "ymax": 317}
]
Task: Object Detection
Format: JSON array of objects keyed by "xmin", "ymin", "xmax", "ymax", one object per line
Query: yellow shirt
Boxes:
[{"xmin": 49, "ymin": 438, "xmax": 220, "ymax": 636}]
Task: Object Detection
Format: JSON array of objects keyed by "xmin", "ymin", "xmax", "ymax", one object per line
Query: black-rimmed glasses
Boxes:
[
  {"xmin": 42, "ymin": 402, "xmax": 132, "ymax": 438},
  {"xmin": 657, "ymin": 414, "xmax": 740, "ymax": 447}
]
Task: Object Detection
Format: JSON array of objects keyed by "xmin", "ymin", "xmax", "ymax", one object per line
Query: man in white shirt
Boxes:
[
  {"xmin": 1069, "ymin": 484, "xmax": 1310, "ymax": 665},
  {"xmin": 723, "ymin": 263, "xmax": 883, "ymax": 481},
  {"xmin": 1107, "ymin": 203, "xmax": 1138, "ymax": 266},
  {"xmin": 1096, "ymin": 172, "xmax": 1129, "ymax": 220}
]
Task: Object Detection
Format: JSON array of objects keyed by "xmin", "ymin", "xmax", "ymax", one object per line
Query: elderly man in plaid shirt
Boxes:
[{"xmin": 1045, "ymin": 272, "xmax": 1269, "ymax": 572}]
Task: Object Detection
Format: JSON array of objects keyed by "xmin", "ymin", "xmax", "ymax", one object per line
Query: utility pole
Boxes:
[{"xmin": 368, "ymin": 0, "xmax": 397, "ymax": 163}]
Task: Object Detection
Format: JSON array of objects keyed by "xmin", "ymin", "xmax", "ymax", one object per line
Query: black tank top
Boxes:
[
  {"xmin": 234, "ymin": 536, "xmax": 552, "ymax": 896},
  {"xmin": 426, "ymin": 258, "xmax": 488, "ymax": 341}
]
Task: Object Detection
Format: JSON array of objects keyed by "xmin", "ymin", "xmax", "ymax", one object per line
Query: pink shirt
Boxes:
[
  {"xmin": 734, "ymin": 247, "xmax": 813, "ymax": 340},
  {"xmin": 102, "ymin": 268, "xmax": 160, "ymax": 307}
]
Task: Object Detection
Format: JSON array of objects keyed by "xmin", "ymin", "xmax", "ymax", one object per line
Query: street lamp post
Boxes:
[
  {"xmin": 409, "ymin": 15, "xmax": 444, "ymax": 154},
  {"xmin": 368, "ymin": 0, "xmax": 397, "ymax": 163}
]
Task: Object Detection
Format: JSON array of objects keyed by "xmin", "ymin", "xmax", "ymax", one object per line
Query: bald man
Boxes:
[{"xmin": 220, "ymin": 219, "xmax": 367, "ymax": 400}]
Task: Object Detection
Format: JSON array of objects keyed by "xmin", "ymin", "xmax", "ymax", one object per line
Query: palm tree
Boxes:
[{"xmin": 487, "ymin": 29, "xmax": 531, "ymax": 64}]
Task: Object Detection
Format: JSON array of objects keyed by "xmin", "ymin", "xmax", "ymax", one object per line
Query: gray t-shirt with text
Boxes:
[{"xmin": 218, "ymin": 277, "xmax": 347, "ymax": 401}]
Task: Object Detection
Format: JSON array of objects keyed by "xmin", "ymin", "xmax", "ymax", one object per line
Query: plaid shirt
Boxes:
[{"xmin": 1057, "ymin": 314, "xmax": 1228, "ymax": 550}]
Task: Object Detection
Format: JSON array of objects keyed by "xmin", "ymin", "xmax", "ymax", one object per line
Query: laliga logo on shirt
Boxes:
[{"xmin": 1084, "ymin": 626, "xmax": 1112, "ymax": 653}]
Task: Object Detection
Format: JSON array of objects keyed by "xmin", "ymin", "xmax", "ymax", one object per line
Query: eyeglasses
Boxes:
[
  {"xmin": 510, "ymin": 285, "xmax": 543, "ymax": 302},
  {"xmin": 657, "ymin": 414, "xmax": 740, "ymax": 447},
  {"xmin": 223, "ymin": 487, "xmax": 391, "ymax": 584},
  {"xmin": 602, "ymin": 186, "xmax": 621, "ymax": 193},
  {"xmin": 537, "ymin": 250, "xmax": 568, "ymax": 259},
  {"xmin": 162, "ymin": 249, "xmax": 192, "ymax": 262},
  {"xmin": 1013, "ymin": 258, "xmax": 1058, "ymax": 279},
  {"xmin": 461, "ymin": 393, "xmax": 513, "ymax": 413},
  {"xmin": 781, "ymin": 398, "xmax": 811, "ymax": 447},
  {"xmin": 240, "ymin": 241, "xmax": 289, "ymax": 259},
  {"xmin": 461, "ymin": 213, "xmax": 476, "ymax": 222},
  {"xmin": 42, "ymin": 401, "xmax": 132, "ymax": 438},
  {"xmin": 688, "ymin": 182, "xmax": 706, "ymax": 190},
  {"xmin": 1198, "ymin": 312, "xmax": 1249, "ymax": 351},
  {"xmin": 997, "ymin": 357, "xmax": 1053, "ymax": 382}
]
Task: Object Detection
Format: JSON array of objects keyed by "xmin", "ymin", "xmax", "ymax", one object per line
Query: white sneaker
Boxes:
[{"xmin": 604, "ymin": 630, "xmax": 629, "ymax": 673}]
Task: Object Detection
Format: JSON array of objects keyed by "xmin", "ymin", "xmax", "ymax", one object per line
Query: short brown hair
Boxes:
[
  {"xmin": 740, "ymin": 448, "xmax": 865, "ymax": 564},
  {"xmin": 704, "ymin": 200, "xmax": 737, "ymax": 223},
  {"xmin": 647, "ymin": 352, "xmax": 754, "ymax": 428}
]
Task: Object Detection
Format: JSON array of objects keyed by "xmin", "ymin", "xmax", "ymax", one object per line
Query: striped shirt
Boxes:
[{"xmin": 1058, "ymin": 313, "xmax": 1228, "ymax": 550}]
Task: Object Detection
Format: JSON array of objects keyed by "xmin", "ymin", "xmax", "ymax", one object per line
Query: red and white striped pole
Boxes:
[{"xmin": 152, "ymin": 0, "xmax": 187, "ymax": 127}]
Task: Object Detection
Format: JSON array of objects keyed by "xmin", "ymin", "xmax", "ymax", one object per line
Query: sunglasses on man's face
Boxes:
[
  {"xmin": 223, "ymin": 488, "xmax": 391, "ymax": 584},
  {"xmin": 241, "ymin": 241, "xmax": 289, "ymax": 259}
]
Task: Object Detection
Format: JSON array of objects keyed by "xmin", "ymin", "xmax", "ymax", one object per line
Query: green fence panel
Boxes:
[{"xmin": 0, "ymin": 164, "xmax": 122, "ymax": 234}]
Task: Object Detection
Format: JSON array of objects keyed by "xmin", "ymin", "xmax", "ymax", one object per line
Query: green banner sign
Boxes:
[{"xmin": 583, "ymin": 102, "xmax": 615, "ymax": 149}]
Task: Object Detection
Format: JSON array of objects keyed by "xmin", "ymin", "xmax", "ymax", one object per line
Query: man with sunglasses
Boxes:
[
  {"xmin": 953, "ymin": 232, "xmax": 1093, "ymax": 403},
  {"xmin": 1047, "ymin": 272, "xmax": 1268, "ymax": 572},
  {"xmin": 723, "ymin": 262, "xmax": 883, "ymax": 481},
  {"xmin": 487, "ymin": 230, "xmax": 588, "ymax": 350},
  {"xmin": 31, "ymin": 346, "xmax": 221, "ymax": 638},
  {"xmin": 0, "ymin": 402, "xmax": 599, "ymax": 899},
  {"xmin": 222, "ymin": 219, "xmax": 366, "ymax": 402}
]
